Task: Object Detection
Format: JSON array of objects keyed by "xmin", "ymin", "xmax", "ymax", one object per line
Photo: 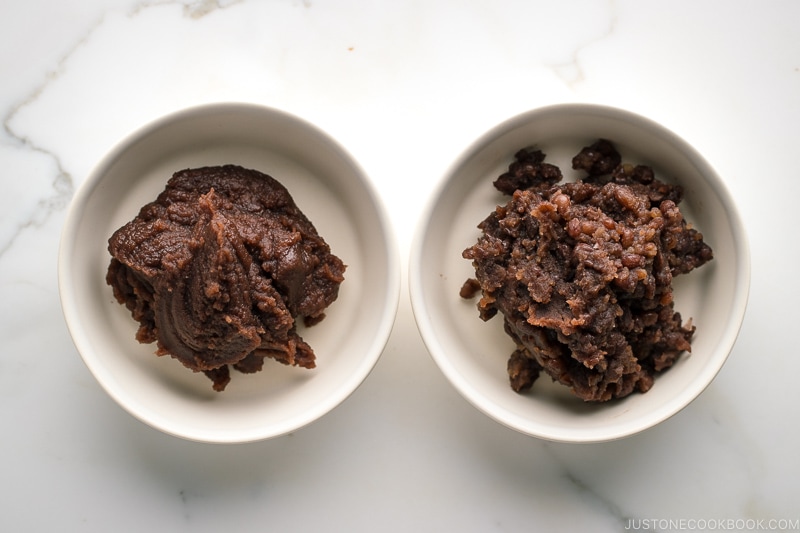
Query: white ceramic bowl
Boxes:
[
  {"xmin": 59, "ymin": 103, "xmax": 399, "ymax": 443},
  {"xmin": 409, "ymin": 103, "xmax": 750, "ymax": 443}
]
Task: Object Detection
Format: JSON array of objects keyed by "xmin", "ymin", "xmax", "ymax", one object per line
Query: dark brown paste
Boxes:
[
  {"xmin": 462, "ymin": 140, "xmax": 713, "ymax": 402},
  {"xmin": 107, "ymin": 165, "xmax": 345, "ymax": 391}
]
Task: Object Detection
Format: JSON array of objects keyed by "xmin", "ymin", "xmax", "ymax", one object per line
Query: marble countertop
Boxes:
[{"xmin": 2, "ymin": 1, "xmax": 798, "ymax": 531}]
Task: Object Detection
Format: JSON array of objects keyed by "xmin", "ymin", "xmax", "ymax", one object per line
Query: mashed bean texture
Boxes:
[
  {"xmin": 462, "ymin": 141, "xmax": 712, "ymax": 401},
  {"xmin": 107, "ymin": 165, "xmax": 345, "ymax": 391}
]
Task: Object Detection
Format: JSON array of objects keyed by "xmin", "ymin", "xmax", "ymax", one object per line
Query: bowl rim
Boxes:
[
  {"xmin": 408, "ymin": 102, "xmax": 751, "ymax": 442},
  {"xmin": 58, "ymin": 102, "xmax": 401, "ymax": 443}
]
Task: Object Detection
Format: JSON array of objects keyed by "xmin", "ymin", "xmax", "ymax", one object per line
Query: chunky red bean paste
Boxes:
[
  {"xmin": 461, "ymin": 140, "xmax": 713, "ymax": 401},
  {"xmin": 107, "ymin": 165, "xmax": 345, "ymax": 391}
]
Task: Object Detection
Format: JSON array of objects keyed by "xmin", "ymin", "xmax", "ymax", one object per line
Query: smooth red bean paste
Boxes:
[
  {"xmin": 107, "ymin": 165, "xmax": 345, "ymax": 391},
  {"xmin": 461, "ymin": 140, "xmax": 713, "ymax": 401}
]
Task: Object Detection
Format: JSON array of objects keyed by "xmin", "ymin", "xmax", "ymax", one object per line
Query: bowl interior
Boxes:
[
  {"xmin": 59, "ymin": 103, "xmax": 399, "ymax": 443},
  {"xmin": 410, "ymin": 104, "xmax": 749, "ymax": 442}
]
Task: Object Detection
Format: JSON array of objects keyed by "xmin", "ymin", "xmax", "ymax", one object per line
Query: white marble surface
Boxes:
[{"xmin": 2, "ymin": 1, "xmax": 798, "ymax": 531}]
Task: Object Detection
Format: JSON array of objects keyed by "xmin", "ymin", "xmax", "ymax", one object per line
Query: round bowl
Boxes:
[
  {"xmin": 59, "ymin": 103, "xmax": 400, "ymax": 443},
  {"xmin": 409, "ymin": 103, "xmax": 750, "ymax": 443}
]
